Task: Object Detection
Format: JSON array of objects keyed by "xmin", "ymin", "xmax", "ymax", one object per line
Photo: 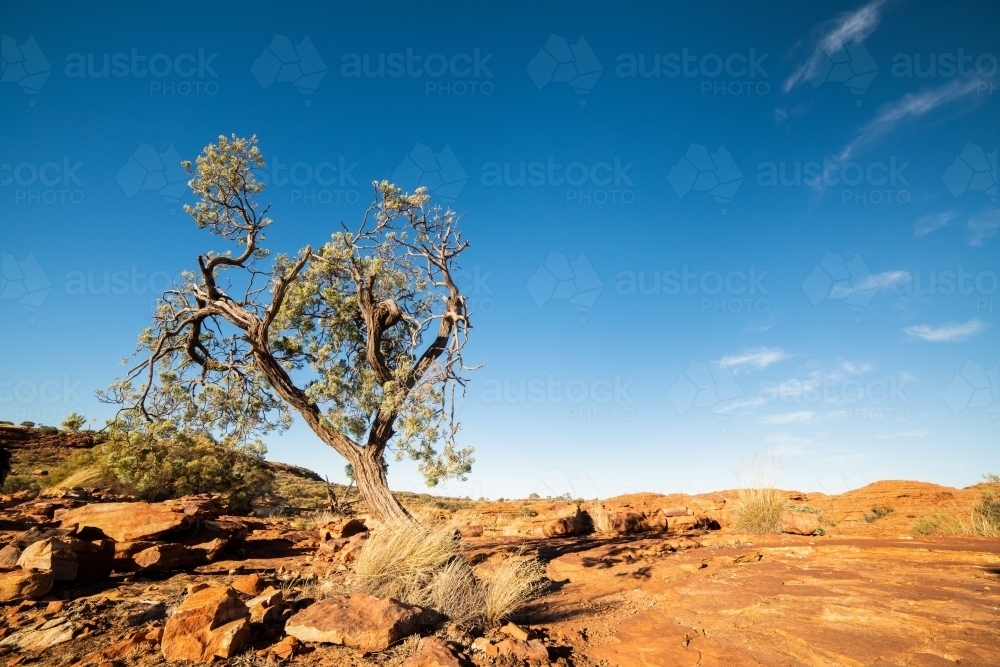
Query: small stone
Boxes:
[{"xmin": 231, "ymin": 573, "xmax": 265, "ymax": 596}]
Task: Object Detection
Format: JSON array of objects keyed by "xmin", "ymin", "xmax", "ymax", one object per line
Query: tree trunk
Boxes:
[{"xmin": 346, "ymin": 447, "xmax": 412, "ymax": 522}]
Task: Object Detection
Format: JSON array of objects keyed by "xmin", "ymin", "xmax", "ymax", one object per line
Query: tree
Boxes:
[
  {"xmin": 102, "ymin": 135, "xmax": 476, "ymax": 521},
  {"xmin": 61, "ymin": 412, "xmax": 87, "ymax": 430}
]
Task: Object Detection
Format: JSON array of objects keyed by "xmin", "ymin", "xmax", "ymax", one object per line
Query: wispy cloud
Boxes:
[
  {"xmin": 914, "ymin": 211, "xmax": 957, "ymax": 237},
  {"xmin": 904, "ymin": 319, "xmax": 987, "ymax": 342},
  {"xmin": 784, "ymin": 0, "xmax": 888, "ymax": 93},
  {"xmin": 765, "ymin": 432, "xmax": 814, "ymax": 456},
  {"xmin": 760, "ymin": 411, "xmax": 814, "ymax": 425},
  {"xmin": 836, "ymin": 79, "xmax": 983, "ymax": 165},
  {"xmin": 968, "ymin": 207, "xmax": 1000, "ymax": 246},
  {"xmin": 830, "ymin": 271, "xmax": 911, "ymax": 298},
  {"xmin": 717, "ymin": 347, "xmax": 791, "ymax": 373},
  {"xmin": 841, "ymin": 361, "xmax": 873, "ymax": 375}
]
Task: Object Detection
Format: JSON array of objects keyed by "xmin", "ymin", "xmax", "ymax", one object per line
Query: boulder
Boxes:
[
  {"xmin": 318, "ymin": 517, "xmax": 367, "ymax": 541},
  {"xmin": 17, "ymin": 538, "xmax": 78, "ymax": 581},
  {"xmin": 112, "ymin": 541, "xmax": 160, "ymax": 572},
  {"xmin": 0, "ymin": 528, "xmax": 70, "ymax": 568},
  {"xmin": 284, "ymin": 593, "xmax": 420, "ymax": 652},
  {"xmin": 133, "ymin": 543, "xmax": 207, "ymax": 573},
  {"xmin": 456, "ymin": 524, "xmax": 483, "ymax": 538},
  {"xmin": 781, "ymin": 511, "xmax": 821, "ymax": 536},
  {"xmin": 668, "ymin": 515, "xmax": 700, "ymax": 532},
  {"xmin": 495, "ymin": 637, "xmax": 549, "ymax": 661},
  {"xmin": 161, "ymin": 585, "xmax": 249, "ymax": 663},
  {"xmin": 59, "ymin": 502, "xmax": 193, "ymax": 542},
  {"xmin": 0, "ymin": 569, "xmax": 53, "ymax": 601},
  {"xmin": 543, "ymin": 507, "xmax": 588, "ymax": 537},
  {"xmin": 661, "ymin": 506, "xmax": 694, "ymax": 517},
  {"xmin": 231, "ymin": 573, "xmax": 266, "ymax": 596},
  {"xmin": 401, "ymin": 636, "xmax": 468, "ymax": 667},
  {"xmin": 611, "ymin": 512, "xmax": 645, "ymax": 534},
  {"xmin": 247, "ymin": 586, "xmax": 282, "ymax": 623}
]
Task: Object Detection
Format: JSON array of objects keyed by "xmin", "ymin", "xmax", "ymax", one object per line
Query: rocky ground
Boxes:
[{"xmin": 1, "ymin": 427, "xmax": 998, "ymax": 666}]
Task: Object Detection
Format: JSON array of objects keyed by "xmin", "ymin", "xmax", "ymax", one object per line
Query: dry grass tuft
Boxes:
[
  {"xmin": 351, "ymin": 519, "xmax": 460, "ymax": 602},
  {"xmin": 587, "ymin": 502, "xmax": 615, "ymax": 534},
  {"xmin": 953, "ymin": 490, "xmax": 1000, "ymax": 538},
  {"xmin": 482, "ymin": 552, "xmax": 548, "ymax": 627},
  {"xmin": 733, "ymin": 452, "xmax": 783, "ymax": 534},
  {"xmin": 346, "ymin": 520, "xmax": 546, "ymax": 629}
]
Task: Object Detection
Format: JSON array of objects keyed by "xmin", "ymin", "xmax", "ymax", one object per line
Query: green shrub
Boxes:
[
  {"xmin": 61, "ymin": 412, "xmax": 87, "ymax": 430},
  {"xmin": 909, "ymin": 514, "xmax": 942, "ymax": 536},
  {"xmin": 99, "ymin": 429, "xmax": 274, "ymax": 514},
  {"xmin": 0, "ymin": 420, "xmax": 13, "ymax": 425},
  {"xmin": 37, "ymin": 425, "xmax": 58, "ymax": 435},
  {"xmin": 19, "ymin": 421, "xmax": 35, "ymax": 428},
  {"xmin": 43, "ymin": 448, "xmax": 101, "ymax": 488},
  {"xmin": 2, "ymin": 475, "xmax": 40, "ymax": 493}
]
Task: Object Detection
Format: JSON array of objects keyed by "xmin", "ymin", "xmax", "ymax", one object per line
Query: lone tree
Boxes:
[{"xmin": 102, "ymin": 135, "xmax": 475, "ymax": 521}]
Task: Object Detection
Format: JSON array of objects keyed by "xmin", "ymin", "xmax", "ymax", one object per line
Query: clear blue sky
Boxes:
[{"xmin": 2, "ymin": 1, "xmax": 997, "ymax": 499}]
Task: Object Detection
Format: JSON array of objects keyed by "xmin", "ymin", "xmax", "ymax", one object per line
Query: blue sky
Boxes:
[{"xmin": 1, "ymin": 0, "xmax": 997, "ymax": 499}]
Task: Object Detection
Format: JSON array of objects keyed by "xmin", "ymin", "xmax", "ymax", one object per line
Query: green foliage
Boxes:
[
  {"xmin": 528, "ymin": 492, "xmax": 540, "ymax": 499},
  {"xmin": 909, "ymin": 514, "xmax": 942, "ymax": 536},
  {"xmin": 99, "ymin": 423, "xmax": 273, "ymax": 514},
  {"xmin": 864, "ymin": 505, "xmax": 895, "ymax": 523},
  {"xmin": 61, "ymin": 412, "xmax": 87, "ymax": 430},
  {"xmin": 38, "ymin": 426, "xmax": 58, "ymax": 435},
  {"xmin": 20, "ymin": 421, "xmax": 35, "ymax": 427},
  {"xmin": 2, "ymin": 475, "xmax": 40, "ymax": 493},
  {"xmin": 44, "ymin": 448, "xmax": 100, "ymax": 487}
]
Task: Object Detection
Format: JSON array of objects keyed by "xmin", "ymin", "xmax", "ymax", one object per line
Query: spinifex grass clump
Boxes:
[
  {"xmin": 347, "ymin": 520, "xmax": 546, "ymax": 628},
  {"xmin": 733, "ymin": 452, "xmax": 784, "ymax": 533},
  {"xmin": 586, "ymin": 502, "xmax": 615, "ymax": 535}
]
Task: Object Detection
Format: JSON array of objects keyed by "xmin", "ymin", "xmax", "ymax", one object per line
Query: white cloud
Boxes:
[
  {"xmin": 765, "ymin": 432, "xmax": 814, "ymax": 457},
  {"xmin": 717, "ymin": 347, "xmax": 790, "ymax": 373},
  {"xmin": 968, "ymin": 207, "xmax": 1000, "ymax": 246},
  {"xmin": 914, "ymin": 211, "xmax": 957, "ymax": 237},
  {"xmin": 841, "ymin": 361, "xmax": 873, "ymax": 374},
  {"xmin": 760, "ymin": 411, "xmax": 814, "ymax": 425},
  {"xmin": 785, "ymin": 0, "xmax": 888, "ymax": 93},
  {"xmin": 836, "ymin": 79, "xmax": 983, "ymax": 165},
  {"xmin": 904, "ymin": 319, "xmax": 987, "ymax": 342}
]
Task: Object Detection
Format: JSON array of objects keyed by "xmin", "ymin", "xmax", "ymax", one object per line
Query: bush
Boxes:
[
  {"xmin": 99, "ymin": 429, "xmax": 274, "ymax": 514},
  {"xmin": 0, "ymin": 420, "xmax": 13, "ymax": 425},
  {"xmin": 61, "ymin": 412, "xmax": 87, "ymax": 430},
  {"xmin": 733, "ymin": 453, "xmax": 783, "ymax": 533},
  {"xmin": 19, "ymin": 421, "xmax": 35, "ymax": 428},
  {"xmin": 910, "ymin": 514, "xmax": 942, "ymax": 536},
  {"xmin": 37, "ymin": 425, "xmax": 58, "ymax": 435},
  {"xmin": 2, "ymin": 475, "xmax": 40, "ymax": 493}
]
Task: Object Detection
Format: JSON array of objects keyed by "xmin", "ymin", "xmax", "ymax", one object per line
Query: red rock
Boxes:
[
  {"xmin": 133, "ymin": 543, "xmax": 207, "ymax": 573},
  {"xmin": 161, "ymin": 586, "xmax": 249, "ymax": 663},
  {"xmin": 781, "ymin": 511, "xmax": 821, "ymax": 535},
  {"xmin": 16, "ymin": 539, "xmax": 77, "ymax": 581},
  {"xmin": 231, "ymin": 573, "xmax": 265, "ymax": 595},
  {"xmin": 401, "ymin": 636, "xmax": 467, "ymax": 667},
  {"xmin": 284, "ymin": 593, "xmax": 420, "ymax": 652},
  {"xmin": 611, "ymin": 512, "xmax": 645, "ymax": 534},
  {"xmin": 59, "ymin": 502, "xmax": 193, "ymax": 542},
  {"xmin": 543, "ymin": 507, "xmax": 588, "ymax": 537},
  {"xmin": 247, "ymin": 586, "xmax": 282, "ymax": 623},
  {"xmin": 318, "ymin": 517, "xmax": 367, "ymax": 541},
  {"xmin": 495, "ymin": 637, "xmax": 548, "ymax": 661},
  {"xmin": 0, "ymin": 570, "xmax": 53, "ymax": 602},
  {"xmin": 457, "ymin": 524, "xmax": 483, "ymax": 537}
]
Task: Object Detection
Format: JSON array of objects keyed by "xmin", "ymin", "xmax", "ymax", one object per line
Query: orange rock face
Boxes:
[
  {"xmin": 400, "ymin": 636, "xmax": 467, "ymax": 667},
  {"xmin": 780, "ymin": 510, "xmax": 821, "ymax": 535},
  {"xmin": 0, "ymin": 569, "xmax": 53, "ymax": 601},
  {"xmin": 284, "ymin": 593, "xmax": 420, "ymax": 652},
  {"xmin": 59, "ymin": 502, "xmax": 194, "ymax": 542},
  {"xmin": 161, "ymin": 585, "xmax": 249, "ymax": 663}
]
